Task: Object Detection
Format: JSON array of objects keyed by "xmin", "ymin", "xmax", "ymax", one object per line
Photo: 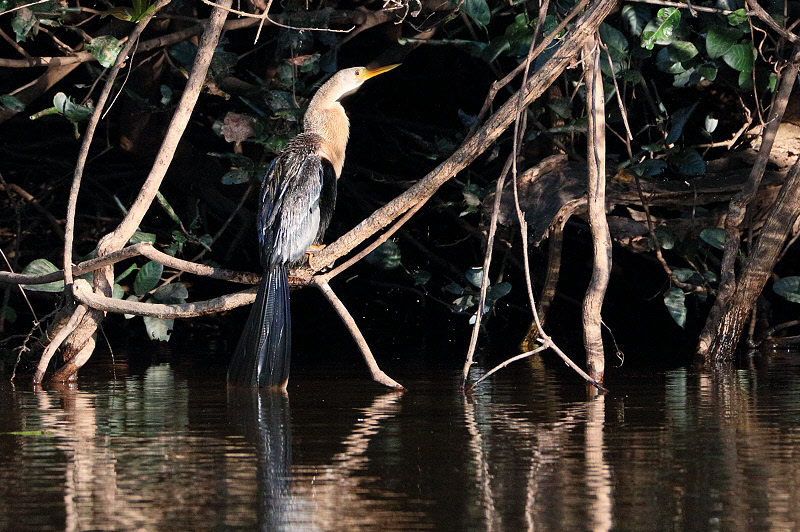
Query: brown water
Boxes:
[{"xmin": 1, "ymin": 351, "xmax": 799, "ymax": 531}]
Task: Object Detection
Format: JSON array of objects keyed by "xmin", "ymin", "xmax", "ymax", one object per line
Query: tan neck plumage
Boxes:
[{"xmin": 304, "ymin": 83, "xmax": 350, "ymax": 178}]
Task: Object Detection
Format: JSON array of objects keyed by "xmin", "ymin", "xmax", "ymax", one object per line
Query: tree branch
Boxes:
[
  {"xmin": 71, "ymin": 278, "xmax": 256, "ymax": 318},
  {"xmin": 310, "ymin": 0, "xmax": 620, "ymax": 276}
]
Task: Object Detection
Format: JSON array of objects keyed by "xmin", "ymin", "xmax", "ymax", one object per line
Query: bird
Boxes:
[{"xmin": 228, "ymin": 64, "xmax": 400, "ymax": 389}]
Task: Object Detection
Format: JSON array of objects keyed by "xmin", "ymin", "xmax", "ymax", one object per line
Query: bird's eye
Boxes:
[{"xmin": 355, "ymin": 69, "xmax": 363, "ymax": 76}]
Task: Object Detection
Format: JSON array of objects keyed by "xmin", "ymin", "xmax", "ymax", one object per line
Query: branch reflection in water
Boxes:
[{"xmin": 2, "ymin": 353, "xmax": 800, "ymax": 530}]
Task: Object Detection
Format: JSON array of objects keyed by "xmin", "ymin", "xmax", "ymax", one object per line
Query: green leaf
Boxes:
[
  {"xmin": 700, "ymin": 227, "xmax": 726, "ymax": 250},
  {"xmin": 133, "ymin": 261, "xmax": 163, "ymax": 295},
  {"xmin": 504, "ymin": 13, "xmax": 533, "ymax": 54},
  {"xmin": 672, "ymin": 67, "xmax": 700, "ymax": 88},
  {"xmin": 669, "ymin": 148, "xmax": 705, "ymax": 176},
  {"xmin": 129, "ymin": 231, "xmax": 156, "ymax": 244},
  {"xmin": 364, "ymin": 241, "xmax": 401, "ymax": 270},
  {"xmin": 0, "ymin": 94, "xmax": 25, "ymax": 112},
  {"xmin": 668, "ymin": 41, "xmax": 698, "ymax": 62},
  {"xmin": 671, "ymin": 268, "xmax": 693, "ymax": 283},
  {"xmin": 723, "ymin": 43, "xmax": 754, "ymax": 72},
  {"xmin": 112, "ymin": 283, "xmax": 125, "ymax": 300},
  {"xmin": 599, "ymin": 23, "xmax": 629, "ymax": 56},
  {"xmin": 459, "ymin": 0, "xmax": 490, "ymax": 28},
  {"xmin": 620, "ymin": 69, "xmax": 644, "ymax": 83},
  {"xmin": 114, "ymin": 263, "xmax": 138, "ymax": 284},
  {"xmin": 698, "ymin": 63, "xmax": 718, "ymax": 81},
  {"xmin": 653, "ymin": 226, "xmax": 676, "ymax": 249},
  {"xmin": 86, "ymin": 35, "xmax": 123, "ymax": 68},
  {"xmin": 411, "ymin": 269, "xmax": 431, "ymax": 286},
  {"xmin": 169, "ymin": 41, "xmax": 196, "ymax": 69},
  {"xmin": 547, "ymin": 97, "xmax": 573, "ymax": 120},
  {"xmin": 773, "ymin": 277, "xmax": 800, "ymax": 304},
  {"xmin": 599, "ymin": 24, "xmax": 629, "ymax": 76},
  {"xmin": 164, "ymin": 231, "xmax": 187, "ymax": 256},
  {"xmin": 20, "ymin": 259, "xmax": 64, "ymax": 292},
  {"xmin": 465, "ymin": 267, "xmax": 484, "ymax": 288},
  {"xmin": 727, "ymin": 8, "xmax": 748, "ymax": 27},
  {"xmin": 665, "ymin": 102, "xmax": 698, "ymax": 144},
  {"xmin": 443, "ymin": 281, "xmax": 464, "ymax": 295},
  {"xmin": 704, "ymin": 113, "xmax": 718, "ymax": 134},
  {"xmin": 159, "ymin": 84, "xmax": 172, "ymax": 106},
  {"xmin": 156, "ymin": 191, "xmax": 183, "ymax": 227},
  {"xmin": 143, "ymin": 316, "xmax": 173, "ymax": 341},
  {"xmin": 663, "ymin": 287, "xmax": 686, "ymax": 328},
  {"xmin": 1, "ymin": 305, "xmax": 17, "ymax": 324},
  {"xmin": 11, "ymin": 8, "xmax": 37, "ymax": 42},
  {"xmin": 221, "ymin": 169, "xmax": 252, "ymax": 185},
  {"xmin": 706, "ymin": 26, "xmax": 742, "ymax": 59},
  {"xmin": 487, "ymin": 282, "xmax": 511, "ymax": 300},
  {"xmin": 52, "ymin": 92, "xmax": 93, "ymax": 123},
  {"xmin": 641, "ymin": 7, "xmax": 681, "ymax": 50},
  {"xmin": 482, "ymin": 38, "xmax": 511, "ymax": 63},
  {"xmin": 632, "ymin": 159, "xmax": 667, "ymax": 177},
  {"xmin": 621, "ymin": 4, "xmax": 650, "ymax": 36},
  {"xmin": 124, "ymin": 294, "xmax": 139, "ymax": 319},
  {"xmin": 152, "ymin": 283, "xmax": 188, "ymax": 303},
  {"xmin": 762, "ymin": 71, "xmax": 776, "ymax": 92},
  {"xmin": 656, "ymin": 47, "xmax": 686, "ymax": 74},
  {"xmin": 737, "ymin": 69, "xmax": 754, "ymax": 90}
]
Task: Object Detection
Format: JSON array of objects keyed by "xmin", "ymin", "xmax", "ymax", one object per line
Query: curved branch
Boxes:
[
  {"xmin": 0, "ymin": 242, "xmax": 261, "ymax": 286},
  {"xmin": 71, "ymin": 278, "xmax": 256, "ymax": 318}
]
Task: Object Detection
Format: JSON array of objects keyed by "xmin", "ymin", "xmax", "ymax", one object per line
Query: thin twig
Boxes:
[
  {"xmin": 624, "ymin": 0, "xmax": 735, "ymax": 15},
  {"xmin": 461, "ymin": 155, "xmax": 513, "ymax": 386},
  {"xmin": 468, "ymin": 345, "xmax": 549, "ymax": 389},
  {"xmin": 0, "ymin": 0, "xmax": 49, "ymax": 17},
  {"xmin": 199, "ymin": 0, "xmax": 354, "ymax": 35},
  {"xmin": 316, "ymin": 195, "xmax": 426, "ymax": 284},
  {"xmin": 313, "ymin": 277, "xmax": 404, "ymax": 390}
]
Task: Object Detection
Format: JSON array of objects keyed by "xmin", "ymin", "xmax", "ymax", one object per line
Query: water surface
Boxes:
[{"xmin": 1, "ymin": 351, "xmax": 799, "ymax": 531}]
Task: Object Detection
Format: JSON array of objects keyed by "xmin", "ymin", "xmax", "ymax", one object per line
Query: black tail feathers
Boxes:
[{"xmin": 228, "ymin": 265, "xmax": 291, "ymax": 388}]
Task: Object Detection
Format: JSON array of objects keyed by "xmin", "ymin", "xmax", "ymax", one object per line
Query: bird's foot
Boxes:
[{"xmin": 305, "ymin": 244, "xmax": 326, "ymax": 270}]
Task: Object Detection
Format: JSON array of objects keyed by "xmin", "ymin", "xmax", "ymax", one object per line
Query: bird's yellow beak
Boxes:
[{"xmin": 361, "ymin": 64, "xmax": 401, "ymax": 80}]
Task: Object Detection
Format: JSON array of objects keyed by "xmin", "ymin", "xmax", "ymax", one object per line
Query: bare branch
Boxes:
[
  {"xmin": 33, "ymin": 304, "xmax": 87, "ymax": 384},
  {"xmin": 71, "ymin": 279, "xmax": 256, "ymax": 318},
  {"xmin": 313, "ymin": 277, "xmax": 404, "ymax": 390},
  {"xmin": 582, "ymin": 36, "xmax": 611, "ymax": 383},
  {"xmin": 64, "ymin": 0, "xmax": 173, "ymax": 286},
  {"xmin": 746, "ymin": 0, "xmax": 799, "ymax": 43}
]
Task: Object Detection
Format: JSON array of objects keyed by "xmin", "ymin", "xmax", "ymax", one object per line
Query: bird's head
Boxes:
[{"xmin": 331, "ymin": 64, "xmax": 401, "ymax": 101}]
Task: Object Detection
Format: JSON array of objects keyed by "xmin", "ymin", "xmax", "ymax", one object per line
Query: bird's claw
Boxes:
[{"xmin": 305, "ymin": 244, "xmax": 326, "ymax": 270}]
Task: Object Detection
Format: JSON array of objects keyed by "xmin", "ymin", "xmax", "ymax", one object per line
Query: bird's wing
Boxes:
[{"xmin": 258, "ymin": 134, "xmax": 334, "ymax": 268}]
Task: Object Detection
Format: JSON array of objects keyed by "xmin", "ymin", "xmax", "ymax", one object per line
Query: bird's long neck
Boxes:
[{"xmin": 304, "ymin": 85, "xmax": 350, "ymax": 178}]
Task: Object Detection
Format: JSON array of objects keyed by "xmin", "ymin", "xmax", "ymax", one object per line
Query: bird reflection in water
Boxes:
[
  {"xmin": 227, "ymin": 389, "xmax": 405, "ymax": 530},
  {"xmin": 228, "ymin": 388, "xmax": 293, "ymax": 531}
]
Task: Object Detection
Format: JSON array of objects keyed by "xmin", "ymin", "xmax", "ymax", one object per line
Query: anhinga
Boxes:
[{"xmin": 228, "ymin": 64, "xmax": 399, "ymax": 389}]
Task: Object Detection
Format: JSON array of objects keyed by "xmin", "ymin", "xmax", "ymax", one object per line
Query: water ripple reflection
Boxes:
[{"xmin": 0, "ymin": 354, "xmax": 799, "ymax": 531}]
